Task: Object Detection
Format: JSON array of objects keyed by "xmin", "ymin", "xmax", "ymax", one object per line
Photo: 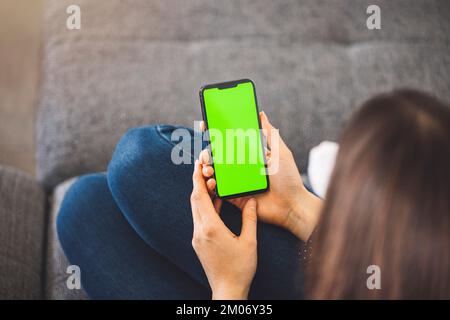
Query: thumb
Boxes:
[
  {"xmin": 241, "ymin": 198, "xmax": 257, "ymax": 241},
  {"xmin": 260, "ymin": 111, "xmax": 289, "ymax": 153},
  {"xmin": 260, "ymin": 111, "xmax": 274, "ymax": 148}
]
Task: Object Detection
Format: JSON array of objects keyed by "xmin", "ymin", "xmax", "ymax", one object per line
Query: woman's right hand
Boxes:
[{"xmin": 199, "ymin": 111, "xmax": 322, "ymax": 242}]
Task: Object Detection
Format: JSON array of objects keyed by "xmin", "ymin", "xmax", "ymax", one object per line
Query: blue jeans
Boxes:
[{"xmin": 57, "ymin": 125, "xmax": 304, "ymax": 299}]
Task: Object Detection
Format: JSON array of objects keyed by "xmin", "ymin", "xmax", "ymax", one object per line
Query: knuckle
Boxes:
[
  {"xmin": 191, "ymin": 237, "xmax": 199, "ymax": 250},
  {"xmin": 190, "ymin": 191, "xmax": 201, "ymax": 202},
  {"xmin": 192, "ymin": 225, "xmax": 217, "ymax": 244},
  {"xmin": 203, "ymin": 225, "xmax": 217, "ymax": 239},
  {"xmin": 192, "ymin": 230, "xmax": 203, "ymax": 246},
  {"xmin": 245, "ymin": 212, "xmax": 257, "ymax": 223}
]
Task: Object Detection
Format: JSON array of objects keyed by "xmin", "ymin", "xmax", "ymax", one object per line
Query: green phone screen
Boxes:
[{"xmin": 202, "ymin": 80, "xmax": 268, "ymax": 198}]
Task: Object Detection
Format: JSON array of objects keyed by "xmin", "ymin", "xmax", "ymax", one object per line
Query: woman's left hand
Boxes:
[{"xmin": 190, "ymin": 160, "xmax": 258, "ymax": 300}]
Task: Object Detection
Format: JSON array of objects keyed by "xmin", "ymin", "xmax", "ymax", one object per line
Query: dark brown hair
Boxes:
[{"xmin": 307, "ymin": 89, "xmax": 450, "ymax": 299}]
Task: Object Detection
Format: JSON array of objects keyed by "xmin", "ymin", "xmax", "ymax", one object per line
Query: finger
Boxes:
[
  {"xmin": 199, "ymin": 121, "xmax": 205, "ymax": 132},
  {"xmin": 202, "ymin": 165, "xmax": 214, "ymax": 178},
  {"xmin": 213, "ymin": 197, "xmax": 222, "ymax": 214},
  {"xmin": 199, "ymin": 149, "xmax": 211, "ymax": 165},
  {"xmin": 260, "ymin": 111, "xmax": 274, "ymax": 148},
  {"xmin": 240, "ymin": 198, "xmax": 257, "ymax": 241},
  {"xmin": 265, "ymin": 148, "xmax": 271, "ymax": 160},
  {"xmin": 206, "ymin": 178, "xmax": 216, "ymax": 193},
  {"xmin": 260, "ymin": 111, "xmax": 289, "ymax": 153},
  {"xmin": 192, "ymin": 159, "xmax": 209, "ymax": 194},
  {"xmin": 191, "ymin": 160, "xmax": 217, "ymax": 222},
  {"xmin": 228, "ymin": 196, "xmax": 248, "ymax": 211},
  {"xmin": 228, "ymin": 198, "xmax": 240, "ymax": 208},
  {"xmin": 266, "ymin": 156, "xmax": 272, "ymax": 167},
  {"xmin": 190, "ymin": 160, "xmax": 205, "ymax": 223}
]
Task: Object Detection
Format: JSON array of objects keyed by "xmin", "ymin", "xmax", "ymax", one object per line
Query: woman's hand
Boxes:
[
  {"xmin": 199, "ymin": 111, "xmax": 322, "ymax": 242},
  {"xmin": 190, "ymin": 160, "xmax": 258, "ymax": 300}
]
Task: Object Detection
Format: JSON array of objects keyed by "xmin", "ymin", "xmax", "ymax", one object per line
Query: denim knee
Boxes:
[
  {"xmin": 108, "ymin": 125, "xmax": 194, "ymax": 175},
  {"xmin": 108, "ymin": 126, "xmax": 160, "ymax": 175},
  {"xmin": 108, "ymin": 126, "xmax": 161, "ymax": 189},
  {"xmin": 57, "ymin": 173, "xmax": 108, "ymax": 254},
  {"xmin": 107, "ymin": 125, "xmax": 194, "ymax": 205}
]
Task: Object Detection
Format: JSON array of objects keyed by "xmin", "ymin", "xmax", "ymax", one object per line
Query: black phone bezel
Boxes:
[{"xmin": 199, "ymin": 78, "xmax": 270, "ymax": 199}]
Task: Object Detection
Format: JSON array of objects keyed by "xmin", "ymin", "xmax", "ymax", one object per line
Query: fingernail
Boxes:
[{"xmin": 261, "ymin": 111, "xmax": 267, "ymax": 118}]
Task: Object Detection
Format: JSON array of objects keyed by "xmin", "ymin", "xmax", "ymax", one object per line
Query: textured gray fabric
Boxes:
[
  {"xmin": 37, "ymin": 0, "xmax": 450, "ymax": 189},
  {"xmin": 0, "ymin": 166, "xmax": 46, "ymax": 299},
  {"xmin": 42, "ymin": 0, "xmax": 449, "ymax": 43},
  {"xmin": 45, "ymin": 178, "xmax": 88, "ymax": 299}
]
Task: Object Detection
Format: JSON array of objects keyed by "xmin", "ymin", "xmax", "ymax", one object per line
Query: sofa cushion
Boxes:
[
  {"xmin": 45, "ymin": 177, "xmax": 88, "ymax": 299},
  {"xmin": 0, "ymin": 166, "xmax": 46, "ymax": 299},
  {"xmin": 37, "ymin": 0, "xmax": 450, "ymax": 188}
]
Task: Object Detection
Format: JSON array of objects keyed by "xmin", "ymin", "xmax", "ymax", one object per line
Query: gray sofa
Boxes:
[{"xmin": 0, "ymin": 0, "xmax": 449, "ymax": 299}]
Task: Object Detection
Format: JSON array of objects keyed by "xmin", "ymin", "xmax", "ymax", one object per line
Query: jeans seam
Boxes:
[{"xmin": 155, "ymin": 125, "xmax": 195, "ymax": 160}]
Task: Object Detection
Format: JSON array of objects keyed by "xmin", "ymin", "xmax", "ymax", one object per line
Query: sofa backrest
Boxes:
[{"xmin": 37, "ymin": 0, "xmax": 450, "ymax": 188}]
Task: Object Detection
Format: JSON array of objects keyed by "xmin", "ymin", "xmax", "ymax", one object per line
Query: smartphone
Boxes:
[{"xmin": 199, "ymin": 79, "xmax": 269, "ymax": 199}]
